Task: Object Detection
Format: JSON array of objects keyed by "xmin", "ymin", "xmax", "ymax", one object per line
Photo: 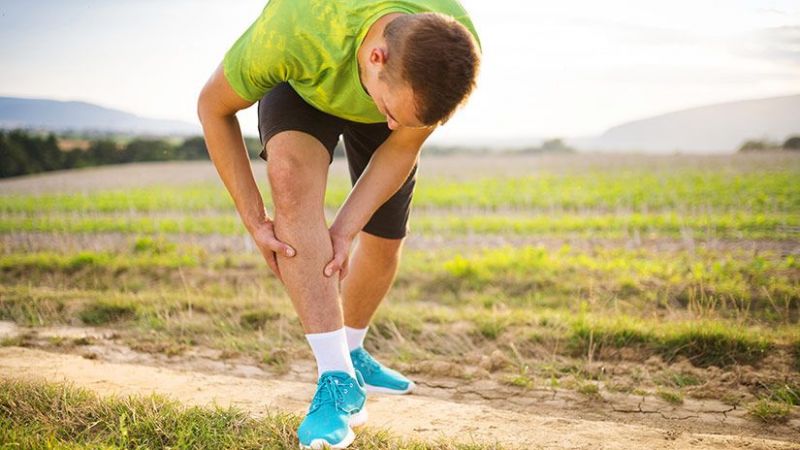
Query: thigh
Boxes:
[
  {"xmin": 343, "ymin": 122, "xmax": 417, "ymax": 240},
  {"xmin": 257, "ymin": 82, "xmax": 345, "ymax": 163}
]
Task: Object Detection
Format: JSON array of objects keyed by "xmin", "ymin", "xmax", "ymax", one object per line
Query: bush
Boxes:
[
  {"xmin": 783, "ymin": 136, "xmax": 800, "ymax": 151},
  {"xmin": 737, "ymin": 139, "xmax": 780, "ymax": 153}
]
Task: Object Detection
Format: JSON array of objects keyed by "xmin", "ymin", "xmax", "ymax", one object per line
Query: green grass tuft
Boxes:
[
  {"xmin": 577, "ymin": 382, "xmax": 600, "ymax": 397},
  {"xmin": 656, "ymin": 388, "xmax": 684, "ymax": 405},
  {"xmin": 748, "ymin": 399, "xmax": 792, "ymax": 424},
  {"xmin": 79, "ymin": 300, "xmax": 138, "ymax": 325},
  {"xmin": 768, "ymin": 384, "xmax": 800, "ymax": 406},
  {"xmin": 239, "ymin": 309, "xmax": 281, "ymax": 330},
  {"xmin": 658, "ymin": 323, "xmax": 770, "ymax": 367}
]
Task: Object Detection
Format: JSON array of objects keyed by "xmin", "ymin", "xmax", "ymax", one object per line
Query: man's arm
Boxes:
[
  {"xmin": 324, "ymin": 125, "xmax": 434, "ymax": 278},
  {"xmin": 197, "ymin": 65, "xmax": 295, "ymax": 279}
]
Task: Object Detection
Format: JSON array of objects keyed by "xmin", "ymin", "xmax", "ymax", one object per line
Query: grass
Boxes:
[
  {"xmin": 12, "ymin": 241, "xmax": 798, "ymax": 323},
  {"xmin": 2, "ymin": 211, "xmax": 797, "ymax": 239},
  {"xmin": 79, "ymin": 299, "xmax": 138, "ymax": 325},
  {"xmin": 1, "ymin": 154, "xmax": 798, "ymax": 435},
  {"xmin": 0, "ymin": 378, "xmax": 500, "ymax": 450},
  {"xmin": 2, "ymin": 169, "xmax": 798, "ymax": 213},
  {"xmin": 748, "ymin": 399, "xmax": 792, "ymax": 424},
  {"xmin": 577, "ymin": 382, "xmax": 600, "ymax": 397},
  {"xmin": 656, "ymin": 388, "xmax": 684, "ymax": 405},
  {"xmin": 570, "ymin": 318, "xmax": 772, "ymax": 367}
]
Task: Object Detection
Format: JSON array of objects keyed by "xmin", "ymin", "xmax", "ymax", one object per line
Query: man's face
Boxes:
[{"xmin": 369, "ymin": 71, "xmax": 426, "ymax": 130}]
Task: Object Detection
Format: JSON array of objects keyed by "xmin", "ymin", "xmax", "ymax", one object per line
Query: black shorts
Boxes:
[{"xmin": 257, "ymin": 82, "xmax": 417, "ymax": 240}]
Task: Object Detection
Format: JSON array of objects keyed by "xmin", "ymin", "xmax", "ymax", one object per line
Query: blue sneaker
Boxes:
[
  {"xmin": 297, "ymin": 370, "xmax": 367, "ymax": 449},
  {"xmin": 350, "ymin": 347, "xmax": 415, "ymax": 394}
]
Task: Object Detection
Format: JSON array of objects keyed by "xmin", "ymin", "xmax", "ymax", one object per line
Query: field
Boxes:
[{"xmin": 1, "ymin": 152, "xmax": 799, "ymax": 448}]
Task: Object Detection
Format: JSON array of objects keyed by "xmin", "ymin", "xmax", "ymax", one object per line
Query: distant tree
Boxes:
[
  {"xmin": 124, "ymin": 139, "xmax": 173, "ymax": 162},
  {"xmin": 521, "ymin": 138, "xmax": 575, "ymax": 154},
  {"xmin": 175, "ymin": 136, "xmax": 209, "ymax": 160},
  {"xmin": 737, "ymin": 139, "xmax": 780, "ymax": 153},
  {"xmin": 540, "ymin": 138, "xmax": 575, "ymax": 153},
  {"xmin": 783, "ymin": 136, "xmax": 800, "ymax": 151},
  {"xmin": 243, "ymin": 136, "xmax": 263, "ymax": 159},
  {"xmin": 87, "ymin": 139, "xmax": 123, "ymax": 164},
  {"xmin": 35, "ymin": 133, "xmax": 64, "ymax": 171},
  {"xmin": 0, "ymin": 131, "xmax": 31, "ymax": 177}
]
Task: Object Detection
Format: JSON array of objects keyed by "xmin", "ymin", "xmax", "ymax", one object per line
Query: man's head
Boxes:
[{"xmin": 361, "ymin": 12, "xmax": 481, "ymax": 130}]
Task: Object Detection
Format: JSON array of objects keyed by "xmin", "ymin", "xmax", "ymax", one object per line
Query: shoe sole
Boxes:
[
  {"xmin": 364, "ymin": 380, "xmax": 415, "ymax": 395},
  {"xmin": 349, "ymin": 408, "xmax": 368, "ymax": 427},
  {"xmin": 299, "ymin": 428, "xmax": 355, "ymax": 450}
]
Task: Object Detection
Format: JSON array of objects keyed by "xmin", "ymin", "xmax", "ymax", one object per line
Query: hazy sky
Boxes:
[{"xmin": 1, "ymin": 0, "xmax": 798, "ymax": 144}]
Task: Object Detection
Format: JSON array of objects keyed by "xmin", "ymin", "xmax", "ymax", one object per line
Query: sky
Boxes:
[{"xmin": 1, "ymin": 0, "xmax": 798, "ymax": 145}]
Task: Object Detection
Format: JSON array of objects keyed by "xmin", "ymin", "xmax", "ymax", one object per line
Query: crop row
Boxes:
[
  {"xmin": 0, "ymin": 211, "xmax": 797, "ymax": 239},
  {"xmin": 1, "ymin": 170, "xmax": 798, "ymax": 213}
]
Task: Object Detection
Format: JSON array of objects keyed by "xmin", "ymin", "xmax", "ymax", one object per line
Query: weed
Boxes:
[
  {"xmin": 768, "ymin": 384, "xmax": 800, "ymax": 406},
  {"xmin": 79, "ymin": 300, "xmax": 137, "ymax": 325},
  {"xmin": 0, "ymin": 336, "xmax": 24, "ymax": 347},
  {"xmin": 653, "ymin": 370, "xmax": 703, "ymax": 388},
  {"xmin": 656, "ymin": 388, "xmax": 684, "ymax": 405},
  {"xmin": 133, "ymin": 235, "xmax": 176, "ymax": 255},
  {"xmin": 748, "ymin": 399, "xmax": 791, "ymax": 424},
  {"xmin": 239, "ymin": 309, "xmax": 280, "ymax": 330},
  {"xmin": 658, "ymin": 323, "xmax": 770, "ymax": 367},
  {"xmin": 72, "ymin": 337, "xmax": 93, "ymax": 346},
  {"xmin": 577, "ymin": 382, "xmax": 600, "ymax": 397}
]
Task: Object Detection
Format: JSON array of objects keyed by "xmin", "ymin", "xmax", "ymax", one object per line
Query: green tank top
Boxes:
[{"xmin": 223, "ymin": 0, "xmax": 480, "ymax": 123}]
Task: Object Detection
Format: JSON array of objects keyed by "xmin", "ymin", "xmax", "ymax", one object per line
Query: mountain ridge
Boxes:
[
  {"xmin": 573, "ymin": 93, "xmax": 800, "ymax": 153},
  {"xmin": 0, "ymin": 96, "xmax": 199, "ymax": 135}
]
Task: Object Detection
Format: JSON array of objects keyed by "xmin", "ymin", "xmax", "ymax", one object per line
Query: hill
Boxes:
[
  {"xmin": 0, "ymin": 96, "xmax": 198, "ymax": 135},
  {"xmin": 576, "ymin": 94, "xmax": 800, "ymax": 153}
]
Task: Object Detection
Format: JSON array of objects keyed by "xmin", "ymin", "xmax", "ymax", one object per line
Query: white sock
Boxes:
[
  {"xmin": 345, "ymin": 325, "xmax": 369, "ymax": 351},
  {"xmin": 305, "ymin": 328, "xmax": 355, "ymax": 378}
]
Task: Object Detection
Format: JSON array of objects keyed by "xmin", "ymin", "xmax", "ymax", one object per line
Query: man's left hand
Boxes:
[{"xmin": 324, "ymin": 228, "xmax": 353, "ymax": 280}]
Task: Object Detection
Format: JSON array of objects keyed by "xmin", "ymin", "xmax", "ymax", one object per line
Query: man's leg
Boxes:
[
  {"xmin": 268, "ymin": 131, "xmax": 359, "ymax": 380},
  {"xmin": 268, "ymin": 131, "xmax": 343, "ymax": 334},
  {"xmin": 341, "ymin": 232, "xmax": 415, "ymax": 394},
  {"xmin": 268, "ymin": 131, "xmax": 368, "ymax": 448},
  {"xmin": 340, "ymin": 122, "xmax": 416, "ymax": 394},
  {"xmin": 342, "ymin": 232, "xmax": 404, "ymax": 330}
]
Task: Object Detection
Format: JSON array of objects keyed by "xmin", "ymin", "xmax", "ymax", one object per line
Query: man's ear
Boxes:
[{"xmin": 369, "ymin": 47, "xmax": 389, "ymax": 66}]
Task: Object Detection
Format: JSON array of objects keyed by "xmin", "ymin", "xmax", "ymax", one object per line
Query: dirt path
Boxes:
[{"xmin": 1, "ymin": 347, "xmax": 797, "ymax": 450}]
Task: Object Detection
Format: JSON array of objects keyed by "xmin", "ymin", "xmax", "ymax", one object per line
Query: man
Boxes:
[{"xmin": 197, "ymin": 1, "xmax": 480, "ymax": 448}]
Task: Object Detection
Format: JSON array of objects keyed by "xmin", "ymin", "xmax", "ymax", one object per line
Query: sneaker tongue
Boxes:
[
  {"xmin": 320, "ymin": 370, "xmax": 352, "ymax": 381},
  {"xmin": 354, "ymin": 370, "xmax": 365, "ymax": 387}
]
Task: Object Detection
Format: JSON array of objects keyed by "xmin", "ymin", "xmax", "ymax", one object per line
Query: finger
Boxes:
[
  {"xmin": 324, "ymin": 260, "xmax": 336, "ymax": 277},
  {"xmin": 265, "ymin": 235, "xmax": 295, "ymax": 258},
  {"xmin": 324, "ymin": 252, "xmax": 344, "ymax": 277},
  {"xmin": 265, "ymin": 252, "xmax": 283, "ymax": 283}
]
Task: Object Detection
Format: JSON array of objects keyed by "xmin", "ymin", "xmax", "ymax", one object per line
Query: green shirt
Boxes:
[{"xmin": 223, "ymin": 0, "xmax": 480, "ymax": 123}]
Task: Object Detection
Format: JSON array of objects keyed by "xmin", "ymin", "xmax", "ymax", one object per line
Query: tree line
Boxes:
[
  {"xmin": 0, "ymin": 130, "xmax": 263, "ymax": 179},
  {"xmin": 738, "ymin": 136, "xmax": 800, "ymax": 153}
]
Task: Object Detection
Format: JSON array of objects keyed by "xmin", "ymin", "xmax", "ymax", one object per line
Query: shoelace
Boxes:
[
  {"xmin": 309, "ymin": 375, "xmax": 354, "ymax": 414},
  {"xmin": 352, "ymin": 350, "xmax": 381, "ymax": 375}
]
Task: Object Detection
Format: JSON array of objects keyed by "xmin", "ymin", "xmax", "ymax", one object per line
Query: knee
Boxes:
[
  {"xmin": 265, "ymin": 138, "xmax": 318, "ymax": 216},
  {"xmin": 361, "ymin": 234, "xmax": 404, "ymax": 266},
  {"xmin": 267, "ymin": 165, "xmax": 303, "ymax": 215}
]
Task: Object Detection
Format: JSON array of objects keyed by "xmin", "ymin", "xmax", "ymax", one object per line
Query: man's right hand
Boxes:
[{"xmin": 249, "ymin": 217, "xmax": 295, "ymax": 282}]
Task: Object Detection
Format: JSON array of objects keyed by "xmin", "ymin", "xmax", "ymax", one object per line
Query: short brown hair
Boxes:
[{"xmin": 383, "ymin": 13, "xmax": 480, "ymax": 125}]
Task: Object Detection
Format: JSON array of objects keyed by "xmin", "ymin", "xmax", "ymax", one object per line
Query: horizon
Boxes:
[{"xmin": 1, "ymin": 0, "xmax": 799, "ymax": 145}]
